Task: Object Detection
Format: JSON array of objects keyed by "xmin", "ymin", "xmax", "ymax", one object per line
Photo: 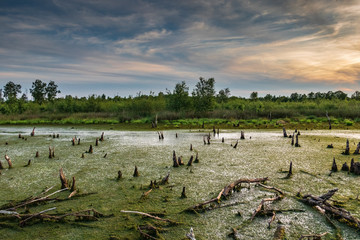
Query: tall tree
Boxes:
[
  {"xmin": 192, "ymin": 77, "xmax": 216, "ymax": 112},
  {"xmin": 3, "ymin": 81, "xmax": 21, "ymax": 102},
  {"xmin": 168, "ymin": 81, "xmax": 190, "ymax": 111},
  {"xmin": 45, "ymin": 81, "xmax": 61, "ymax": 101},
  {"xmin": 30, "ymin": 79, "xmax": 47, "ymax": 104},
  {"xmin": 216, "ymin": 88, "xmax": 230, "ymax": 103},
  {"xmin": 250, "ymin": 91, "xmax": 258, "ymax": 100}
]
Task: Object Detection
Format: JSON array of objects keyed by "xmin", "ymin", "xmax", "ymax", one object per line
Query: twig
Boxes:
[
  {"xmin": 120, "ymin": 210, "xmax": 177, "ymax": 224},
  {"xmin": 20, "ymin": 207, "xmax": 56, "ymax": 227}
]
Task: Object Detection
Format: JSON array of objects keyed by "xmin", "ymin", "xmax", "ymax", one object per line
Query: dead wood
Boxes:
[
  {"xmin": 59, "ymin": 168, "xmax": 69, "ymax": 189},
  {"xmin": 341, "ymin": 162, "xmax": 349, "ymax": 171},
  {"xmin": 52, "ymin": 147, "xmax": 55, "ymax": 158},
  {"xmin": 70, "ymin": 176, "xmax": 76, "ymax": 192},
  {"xmin": 301, "ymin": 188, "xmax": 360, "ymax": 229},
  {"xmin": 95, "ymin": 138, "xmax": 99, "ymax": 146},
  {"xmin": 88, "ymin": 144, "xmax": 93, "ymax": 153},
  {"xmin": 291, "ymin": 133, "xmax": 294, "ymax": 146},
  {"xmin": 233, "ymin": 140, "xmax": 238, "ymax": 149},
  {"xmin": 68, "ymin": 190, "xmax": 77, "ymax": 198},
  {"xmin": 250, "ymin": 195, "xmax": 282, "ymax": 221},
  {"xmin": 30, "ymin": 127, "xmax": 35, "ymax": 137},
  {"xmin": 120, "ymin": 210, "xmax": 177, "ymax": 224},
  {"xmin": 141, "ymin": 189, "xmax": 152, "ymax": 199},
  {"xmin": 181, "ymin": 187, "xmax": 187, "ymax": 198},
  {"xmin": 194, "ymin": 152, "xmax": 199, "ymax": 163},
  {"xmin": 187, "ymin": 155, "xmax": 194, "ymax": 166},
  {"xmin": 137, "ymin": 225, "xmax": 158, "ymax": 240},
  {"xmin": 35, "ymin": 151, "xmax": 39, "ymax": 158},
  {"xmin": 173, "ymin": 150, "xmax": 179, "ymax": 167},
  {"xmin": 25, "ymin": 159, "xmax": 31, "ymax": 167},
  {"xmin": 117, "ymin": 170, "xmax": 122, "ymax": 180},
  {"xmin": 178, "ymin": 156, "xmax": 184, "ymax": 165},
  {"xmin": 0, "ymin": 161, "xmax": 4, "ymax": 169},
  {"xmin": 283, "ymin": 127, "xmax": 288, "ymax": 137},
  {"xmin": 100, "ymin": 132, "xmax": 104, "ymax": 141},
  {"xmin": 268, "ymin": 211, "xmax": 276, "ymax": 229},
  {"xmin": 133, "ymin": 166, "xmax": 139, "ymax": 177},
  {"xmin": 222, "ymin": 137, "xmax": 224, "ymax": 143},
  {"xmin": 298, "ymin": 232, "xmax": 329, "ymax": 240},
  {"xmin": 72, "ymin": 138, "xmax": 75, "ymax": 146},
  {"xmin": 240, "ymin": 131, "xmax": 245, "ymax": 140},
  {"xmin": 285, "ymin": 161, "xmax": 293, "ymax": 178},
  {"xmin": 257, "ymin": 183, "xmax": 284, "ymax": 196},
  {"xmin": 331, "ymin": 157, "xmax": 338, "ymax": 172},
  {"xmin": 342, "ymin": 139, "xmax": 350, "ymax": 155},
  {"xmin": 190, "ymin": 144, "xmax": 193, "ymax": 151},
  {"xmin": 160, "ymin": 172, "xmax": 169, "ymax": 185},
  {"xmin": 78, "ymin": 138, "xmax": 80, "ymax": 145},
  {"xmin": 295, "ymin": 134, "xmax": 300, "ymax": 147},
  {"xmin": 4, "ymin": 154, "xmax": 12, "ymax": 168},
  {"xmin": 48, "ymin": 147, "xmax": 52, "ymax": 158}
]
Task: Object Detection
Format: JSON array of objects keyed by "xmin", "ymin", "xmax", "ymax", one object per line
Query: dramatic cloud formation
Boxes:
[{"xmin": 0, "ymin": 0, "xmax": 360, "ymax": 97}]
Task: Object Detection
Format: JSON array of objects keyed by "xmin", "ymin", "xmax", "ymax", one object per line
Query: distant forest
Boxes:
[{"xmin": 1, "ymin": 78, "xmax": 360, "ymax": 122}]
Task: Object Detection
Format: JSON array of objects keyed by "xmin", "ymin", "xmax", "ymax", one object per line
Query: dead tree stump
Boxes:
[
  {"xmin": 222, "ymin": 137, "xmax": 224, "ymax": 143},
  {"xmin": 30, "ymin": 127, "xmax": 35, "ymax": 137},
  {"xmin": 35, "ymin": 151, "xmax": 39, "ymax": 158},
  {"xmin": 18, "ymin": 133, "xmax": 21, "ymax": 138},
  {"xmin": 70, "ymin": 176, "xmax": 76, "ymax": 192},
  {"xmin": 117, "ymin": 171, "xmax": 122, "ymax": 180},
  {"xmin": 343, "ymin": 139, "xmax": 350, "ymax": 155},
  {"xmin": 95, "ymin": 138, "xmax": 99, "ymax": 146},
  {"xmin": 88, "ymin": 145, "xmax": 93, "ymax": 153},
  {"xmin": 354, "ymin": 162, "xmax": 360, "ymax": 175},
  {"xmin": 78, "ymin": 138, "xmax": 81, "ymax": 145},
  {"xmin": 331, "ymin": 157, "xmax": 338, "ymax": 172},
  {"xmin": 81, "ymin": 153, "xmax": 85, "ymax": 158},
  {"xmin": 49, "ymin": 147, "xmax": 52, "ymax": 159},
  {"xmin": 194, "ymin": 152, "xmax": 199, "ymax": 163},
  {"xmin": 100, "ymin": 132, "xmax": 104, "ymax": 141},
  {"xmin": 173, "ymin": 150, "xmax": 179, "ymax": 167},
  {"xmin": 133, "ymin": 166, "xmax": 139, "ymax": 177},
  {"xmin": 354, "ymin": 142, "xmax": 360, "ymax": 154},
  {"xmin": 273, "ymin": 225, "xmax": 286, "ymax": 240},
  {"xmin": 72, "ymin": 138, "xmax": 75, "ymax": 146},
  {"xmin": 176, "ymin": 133, "xmax": 178, "ymax": 138},
  {"xmin": 286, "ymin": 161, "xmax": 292, "ymax": 178},
  {"xmin": 213, "ymin": 126, "xmax": 216, "ymax": 136},
  {"xmin": 283, "ymin": 127, "xmax": 288, "ymax": 137},
  {"xmin": 181, "ymin": 187, "xmax": 187, "ymax": 198},
  {"xmin": 233, "ymin": 140, "xmax": 238, "ymax": 149},
  {"xmin": 349, "ymin": 158, "xmax": 355, "ymax": 173},
  {"xmin": 295, "ymin": 134, "xmax": 300, "ymax": 147},
  {"xmin": 187, "ymin": 155, "xmax": 194, "ymax": 166},
  {"xmin": 240, "ymin": 131, "xmax": 245, "ymax": 140},
  {"xmin": 341, "ymin": 162, "xmax": 349, "ymax": 171},
  {"xmin": 190, "ymin": 144, "xmax": 193, "ymax": 151},
  {"xmin": 52, "ymin": 147, "xmax": 55, "ymax": 158},
  {"xmin": 59, "ymin": 168, "xmax": 69, "ymax": 189},
  {"xmin": 291, "ymin": 133, "xmax": 294, "ymax": 146}
]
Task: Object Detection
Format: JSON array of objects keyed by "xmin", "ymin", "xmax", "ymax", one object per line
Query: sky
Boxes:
[{"xmin": 1, "ymin": 0, "xmax": 360, "ymax": 98}]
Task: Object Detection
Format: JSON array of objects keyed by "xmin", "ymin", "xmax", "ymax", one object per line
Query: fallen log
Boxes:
[{"xmin": 250, "ymin": 195, "xmax": 283, "ymax": 221}]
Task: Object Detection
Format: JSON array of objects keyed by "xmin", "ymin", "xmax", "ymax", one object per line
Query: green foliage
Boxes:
[
  {"xmin": 30, "ymin": 79, "xmax": 47, "ymax": 104},
  {"xmin": 192, "ymin": 77, "xmax": 216, "ymax": 112}
]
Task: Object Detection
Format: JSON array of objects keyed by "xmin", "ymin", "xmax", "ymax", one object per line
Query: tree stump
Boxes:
[
  {"xmin": 133, "ymin": 166, "xmax": 139, "ymax": 177},
  {"xmin": 72, "ymin": 138, "xmax": 75, "ymax": 146},
  {"xmin": 18, "ymin": 133, "xmax": 22, "ymax": 138},
  {"xmin": 178, "ymin": 156, "xmax": 184, "ymax": 165},
  {"xmin": 81, "ymin": 153, "xmax": 85, "ymax": 158},
  {"xmin": 59, "ymin": 168, "xmax": 68, "ymax": 189},
  {"xmin": 283, "ymin": 127, "xmax": 288, "ymax": 137},
  {"xmin": 343, "ymin": 139, "xmax": 350, "ymax": 155},
  {"xmin": 30, "ymin": 127, "xmax": 35, "ymax": 137},
  {"xmin": 240, "ymin": 131, "xmax": 245, "ymax": 140},
  {"xmin": 213, "ymin": 126, "xmax": 216, "ymax": 136},
  {"xmin": 295, "ymin": 134, "xmax": 300, "ymax": 147},
  {"xmin": 327, "ymin": 144, "xmax": 334, "ymax": 148},
  {"xmin": 35, "ymin": 151, "xmax": 39, "ymax": 158},
  {"xmin": 286, "ymin": 161, "xmax": 293, "ymax": 178},
  {"xmin": 222, "ymin": 137, "xmax": 224, "ymax": 143},
  {"xmin": 181, "ymin": 187, "xmax": 187, "ymax": 198},
  {"xmin": 117, "ymin": 171, "xmax": 122, "ymax": 180},
  {"xmin": 173, "ymin": 150, "xmax": 179, "ymax": 167},
  {"xmin": 176, "ymin": 133, "xmax": 178, "ymax": 138},
  {"xmin": 291, "ymin": 133, "xmax": 294, "ymax": 146},
  {"xmin": 57, "ymin": 134, "xmax": 59, "ymax": 138},
  {"xmin": 194, "ymin": 152, "xmax": 199, "ymax": 163},
  {"xmin": 233, "ymin": 140, "xmax": 238, "ymax": 149},
  {"xmin": 78, "ymin": 138, "xmax": 81, "ymax": 145},
  {"xmin": 354, "ymin": 162, "xmax": 360, "ymax": 175},
  {"xmin": 354, "ymin": 142, "xmax": 360, "ymax": 154},
  {"xmin": 331, "ymin": 157, "xmax": 338, "ymax": 172},
  {"xmin": 190, "ymin": 144, "xmax": 193, "ymax": 151},
  {"xmin": 341, "ymin": 162, "xmax": 349, "ymax": 171},
  {"xmin": 88, "ymin": 145, "xmax": 93, "ymax": 153},
  {"xmin": 49, "ymin": 147, "xmax": 52, "ymax": 159},
  {"xmin": 187, "ymin": 155, "xmax": 194, "ymax": 166},
  {"xmin": 350, "ymin": 158, "xmax": 355, "ymax": 173},
  {"xmin": 70, "ymin": 176, "xmax": 76, "ymax": 192},
  {"xmin": 52, "ymin": 147, "xmax": 55, "ymax": 158},
  {"xmin": 273, "ymin": 225, "xmax": 286, "ymax": 240},
  {"xmin": 95, "ymin": 138, "xmax": 99, "ymax": 146},
  {"xmin": 100, "ymin": 132, "xmax": 104, "ymax": 141}
]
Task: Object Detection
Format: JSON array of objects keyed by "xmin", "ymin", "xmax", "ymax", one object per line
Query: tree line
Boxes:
[{"xmin": 1, "ymin": 78, "xmax": 360, "ymax": 120}]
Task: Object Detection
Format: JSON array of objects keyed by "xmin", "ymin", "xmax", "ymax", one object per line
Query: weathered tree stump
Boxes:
[
  {"xmin": 178, "ymin": 156, "xmax": 184, "ymax": 165},
  {"xmin": 53, "ymin": 133, "xmax": 56, "ymax": 138},
  {"xmin": 283, "ymin": 127, "xmax": 288, "ymax": 137},
  {"xmin": 350, "ymin": 158, "xmax": 355, "ymax": 173},
  {"xmin": 70, "ymin": 176, "xmax": 76, "ymax": 192},
  {"xmin": 233, "ymin": 140, "xmax": 238, "ymax": 149},
  {"xmin": 49, "ymin": 147, "xmax": 52, "ymax": 159},
  {"xmin": 181, "ymin": 187, "xmax": 187, "ymax": 198},
  {"xmin": 341, "ymin": 162, "xmax": 349, "ymax": 171},
  {"xmin": 295, "ymin": 134, "xmax": 300, "ymax": 147},
  {"xmin": 72, "ymin": 138, "xmax": 75, "ymax": 146},
  {"xmin": 213, "ymin": 126, "xmax": 216, "ymax": 136},
  {"xmin": 52, "ymin": 147, "xmax": 55, "ymax": 158},
  {"xmin": 291, "ymin": 133, "xmax": 294, "ymax": 146},
  {"xmin": 88, "ymin": 145, "xmax": 93, "ymax": 153},
  {"xmin": 297, "ymin": 131, "xmax": 301, "ymax": 136},
  {"xmin": 190, "ymin": 144, "xmax": 193, "ymax": 151},
  {"xmin": 354, "ymin": 162, "xmax": 360, "ymax": 175},
  {"xmin": 285, "ymin": 161, "xmax": 292, "ymax": 178},
  {"xmin": 100, "ymin": 132, "xmax": 104, "ymax": 141},
  {"xmin": 35, "ymin": 151, "xmax": 39, "ymax": 158},
  {"xmin": 117, "ymin": 170, "xmax": 122, "ymax": 180},
  {"xmin": 133, "ymin": 166, "xmax": 139, "ymax": 177},
  {"xmin": 222, "ymin": 137, "xmax": 224, "ymax": 143},
  {"xmin": 354, "ymin": 142, "xmax": 360, "ymax": 154},
  {"xmin": 56, "ymin": 134, "xmax": 59, "ymax": 138},
  {"xmin": 173, "ymin": 150, "xmax": 179, "ymax": 167},
  {"xmin": 343, "ymin": 139, "xmax": 350, "ymax": 155},
  {"xmin": 4, "ymin": 154, "xmax": 13, "ymax": 169},
  {"xmin": 81, "ymin": 153, "xmax": 85, "ymax": 158},
  {"xmin": 187, "ymin": 155, "xmax": 194, "ymax": 166},
  {"xmin": 207, "ymin": 135, "xmax": 210, "ymax": 144},
  {"xmin": 95, "ymin": 138, "xmax": 99, "ymax": 146},
  {"xmin": 161, "ymin": 172, "xmax": 170, "ymax": 185},
  {"xmin": 203, "ymin": 136, "xmax": 206, "ymax": 145},
  {"xmin": 327, "ymin": 144, "xmax": 334, "ymax": 148},
  {"xmin": 26, "ymin": 159, "xmax": 31, "ymax": 166},
  {"xmin": 240, "ymin": 131, "xmax": 245, "ymax": 140},
  {"xmin": 59, "ymin": 168, "xmax": 68, "ymax": 189},
  {"xmin": 331, "ymin": 157, "xmax": 338, "ymax": 172},
  {"xmin": 103, "ymin": 153, "xmax": 107, "ymax": 158},
  {"xmin": 30, "ymin": 127, "xmax": 35, "ymax": 137},
  {"xmin": 176, "ymin": 133, "xmax": 178, "ymax": 138},
  {"xmin": 217, "ymin": 128, "xmax": 219, "ymax": 136},
  {"xmin": 78, "ymin": 138, "xmax": 81, "ymax": 145},
  {"xmin": 194, "ymin": 152, "xmax": 199, "ymax": 163}
]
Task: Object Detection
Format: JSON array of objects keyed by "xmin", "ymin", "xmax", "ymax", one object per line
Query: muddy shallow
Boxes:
[{"xmin": 0, "ymin": 126, "xmax": 359, "ymax": 239}]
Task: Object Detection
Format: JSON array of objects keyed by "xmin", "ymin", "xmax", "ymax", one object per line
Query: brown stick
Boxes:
[
  {"xmin": 250, "ymin": 195, "xmax": 282, "ymax": 221},
  {"xmin": 120, "ymin": 210, "xmax": 177, "ymax": 224}
]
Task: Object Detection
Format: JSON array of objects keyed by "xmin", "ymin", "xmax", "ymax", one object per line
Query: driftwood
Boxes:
[
  {"xmin": 301, "ymin": 188, "xmax": 360, "ymax": 229},
  {"xmin": 120, "ymin": 210, "xmax": 177, "ymax": 224},
  {"xmin": 4, "ymin": 154, "xmax": 12, "ymax": 168},
  {"xmin": 186, "ymin": 177, "xmax": 268, "ymax": 212},
  {"xmin": 250, "ymin": 195, "xmax": 283, "ymax": 221},
  {"xmin": 59, "ymin": 168, "xmax": 69, "ymax": 189},
  {"xmin": 141, "ymin": 189, "xmax": 152, "ymax": 199}
]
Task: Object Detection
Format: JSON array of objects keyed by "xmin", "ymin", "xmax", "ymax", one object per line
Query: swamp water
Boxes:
[{"xmin": 0, "ymin": 126, "xmax": 359, "ymax": 240}]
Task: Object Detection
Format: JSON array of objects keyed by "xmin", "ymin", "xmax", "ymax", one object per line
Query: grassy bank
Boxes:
[{"xmin": 0, "ymin": 114, "xmax": 359, "ymax": 130}]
